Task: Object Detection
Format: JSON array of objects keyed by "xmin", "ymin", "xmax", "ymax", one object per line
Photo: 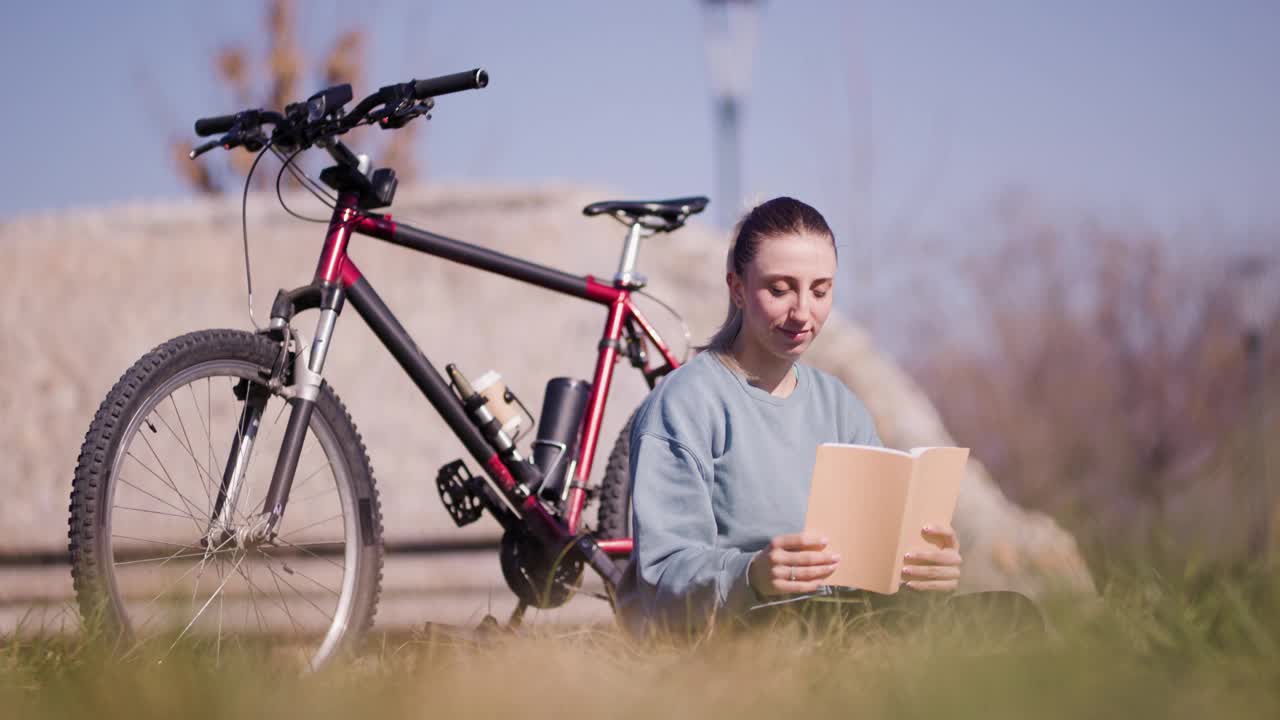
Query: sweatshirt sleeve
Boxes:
[{"xmin": 625, "ymin": 430, "xmax": 757, "ymax": 636}]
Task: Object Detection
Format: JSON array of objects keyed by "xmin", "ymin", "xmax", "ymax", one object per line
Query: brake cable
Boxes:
[
  {"xmin": 240, "ymin": 141, "xmax": 274, "ymax": 332},
  {"xmin": 272, "ymin": 146, "xmax": 337, "ymax": 223},
  {"xmin": 635, "ymin": 289, "xmax": 694, "ymax": 363}
]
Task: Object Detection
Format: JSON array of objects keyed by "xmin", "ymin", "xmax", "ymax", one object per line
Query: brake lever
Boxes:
[
  {"xmin": 189, "ymin": 139, "xmax": 221, "ymax": 159},
  {"xmin": 377, "ymin": 98, "xmax": 434, "ymax": 129},
  {"xmin": 191, "ymin": 124, "xmax": 274, "ymax": 160}
]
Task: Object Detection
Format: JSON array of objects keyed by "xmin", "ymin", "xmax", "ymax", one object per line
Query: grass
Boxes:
[{"xmin": 4, "ymin": 557, "xmax": 1279, "ymax": 720}]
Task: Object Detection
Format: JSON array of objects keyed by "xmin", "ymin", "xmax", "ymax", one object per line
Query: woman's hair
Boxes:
[{"xmin": 699, "ymin": 196, "xmax": 836, "ymax": 353}]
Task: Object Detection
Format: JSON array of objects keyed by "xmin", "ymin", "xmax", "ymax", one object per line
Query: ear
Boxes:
[{"xmin": 726, "ymin": 271, "xmax": 745, "ymax": 309}]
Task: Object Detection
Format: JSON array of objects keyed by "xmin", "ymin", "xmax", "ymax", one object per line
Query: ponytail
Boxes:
[{"xmin": 702, "ymin": 303, "xmax": 743, "ymax": 353}]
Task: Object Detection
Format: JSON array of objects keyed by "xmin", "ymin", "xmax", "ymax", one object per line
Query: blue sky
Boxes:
[{"xmin": 3, "ymin": 1, "xmax": 1277, "ymax": 244}]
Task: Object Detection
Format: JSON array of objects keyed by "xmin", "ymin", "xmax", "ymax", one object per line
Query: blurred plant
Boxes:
[
  {"xmin": 6, "ymin": 561, "xmax": 1280, "ymax": 719},
  {"xmin": 898, "ymin": 190, "xmax": 1279, "ymax": 564},
  {"xmin": 171, "ymin": 0, "xmax": 419, "ymax": 194}
]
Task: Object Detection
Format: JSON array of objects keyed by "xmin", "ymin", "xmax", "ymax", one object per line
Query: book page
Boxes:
[
  {"xmin": 802, "ymin": 444, "xmax": 914, "ymax": 595},
  {"xmin": 897, "ymin": 447, "xmax": 969, "ymax": 561}
]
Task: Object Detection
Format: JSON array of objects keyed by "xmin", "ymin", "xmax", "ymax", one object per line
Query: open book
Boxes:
[{"xmin": 800, "ymin": 444, "xmax": 969, "ymax": 596}]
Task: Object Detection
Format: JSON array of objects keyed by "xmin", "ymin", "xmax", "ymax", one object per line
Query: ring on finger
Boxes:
[{"xmin": 789, "ymin": 566, "xmax": 795, "ymax": 582}]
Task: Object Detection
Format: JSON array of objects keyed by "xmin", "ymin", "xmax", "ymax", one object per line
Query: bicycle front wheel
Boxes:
[{"xmin": 68, "ymin": 329, "xmax": 383, "ymax": 668}]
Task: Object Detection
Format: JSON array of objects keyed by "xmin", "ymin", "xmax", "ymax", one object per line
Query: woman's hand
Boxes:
[
  {"xmin": 748, "ymin": 533, "xmax": 839, "ymax": 597},
  {"xmin": 901, "ymin": 525, "xmax": 963, "ymax": 591}
]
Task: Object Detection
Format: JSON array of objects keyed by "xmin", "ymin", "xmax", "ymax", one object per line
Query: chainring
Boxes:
[{"xmin": 499, "ymin": 531, "xmax": 584, "ymax": 609}]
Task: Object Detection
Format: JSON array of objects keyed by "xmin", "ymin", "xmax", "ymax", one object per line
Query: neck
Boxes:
[{"xmin": 725, "ymin": 334, "xmax": 796, "ymax": 396}]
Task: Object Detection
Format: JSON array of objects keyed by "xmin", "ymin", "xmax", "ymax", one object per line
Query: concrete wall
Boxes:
[{"xmin": 0, "ymin": 184, "xmax": 1094, "ymax": 599}]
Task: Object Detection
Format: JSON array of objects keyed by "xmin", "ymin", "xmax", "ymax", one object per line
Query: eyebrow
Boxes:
[{"xmin": 761, "ymin": 274, "xmax": 834, "ymax": 284}]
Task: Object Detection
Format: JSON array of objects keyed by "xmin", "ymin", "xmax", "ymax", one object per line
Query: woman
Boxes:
[{"xmin": 616, "ymin": 197, "xmax": 963, "ymax": 638}]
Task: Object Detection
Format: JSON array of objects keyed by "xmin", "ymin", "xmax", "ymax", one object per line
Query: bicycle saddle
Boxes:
[{"xmin": 582, "ymin": 196, "xmax": 709, "ymax": 232}]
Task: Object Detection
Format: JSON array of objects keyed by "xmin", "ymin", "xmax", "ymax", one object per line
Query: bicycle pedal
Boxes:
[{"xmin": 435, "ymin": 459, "xmax": 485, "ymax": 527}]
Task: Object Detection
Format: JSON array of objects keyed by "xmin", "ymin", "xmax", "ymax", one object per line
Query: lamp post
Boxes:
[
  {"xmin": 1234, "ymin": 255, "xmax": 1274, "ymax": 558},
  {"xmin": 701, "ymin": 0, "xmax": 760, "ymax": 229}
]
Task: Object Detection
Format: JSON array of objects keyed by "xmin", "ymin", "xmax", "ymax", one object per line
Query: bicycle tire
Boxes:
[
  {"xmin": 68, "ymin": 329, "xmax": 383, "ymax": 668},
  {"xmin": 596, "ymin": 408, "xmax": 636, "ymax": 549}
]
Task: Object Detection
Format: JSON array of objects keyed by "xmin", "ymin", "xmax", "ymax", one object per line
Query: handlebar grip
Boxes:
[
  {"xmin": 194, "ymin": 114, "xmax": 237, "ymax": 137},
  {"xmin": 412, "ymin": 68, "xmax": 488, "ymax": 99}
]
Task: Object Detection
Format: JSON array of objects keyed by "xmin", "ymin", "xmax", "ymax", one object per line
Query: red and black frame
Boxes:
[{"xmin": 249, "ymin": 190, "xmax": 682, "ymax": 588}]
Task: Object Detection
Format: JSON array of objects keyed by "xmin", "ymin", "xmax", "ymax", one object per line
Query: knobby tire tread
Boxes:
[{"xmin": 596, "ymin": 409, "xmax": 636, "ymax": 547}]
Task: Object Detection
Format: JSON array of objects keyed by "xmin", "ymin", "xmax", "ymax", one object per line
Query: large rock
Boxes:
[{"xmin": 0, "ymin": 185, "xmax": 1093, "ymax": 599}]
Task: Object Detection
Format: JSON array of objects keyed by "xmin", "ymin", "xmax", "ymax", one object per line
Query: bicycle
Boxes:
[{"xmin": 67, "ymin": 68, "xmax": 704, "ymax": 668}]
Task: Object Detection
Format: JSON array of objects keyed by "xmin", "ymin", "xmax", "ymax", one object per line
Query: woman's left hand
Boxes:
[{"xmin": 901, "ymin": 525, "xmax": 963, "ymax": 592}]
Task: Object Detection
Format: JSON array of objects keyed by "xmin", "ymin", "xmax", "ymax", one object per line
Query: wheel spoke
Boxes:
[
  {"xmin": 212, "ymin": 381, "xmax": 273, "ymax": 531},
  {"xmin": 258, "ymin": 550, "xmax": 335, "ymax": 623},
  {"xmin": 187, "ymin": 382, "xmax": 220, "ymax": 510},
  {"xmin": 206, "ymin": 379, "xmax": 215, "ymax": 506},
  {"xmin": 137, "ymin": 430, "xmax": 208, "ymax": 532},
  {"xmin": 288, "ymin": 487, "xmax": 338, "ymax": 506},
  {"xmin": 239, "ymin": 453, "xmax": 327, "ymax": 528},
  {"xmin": 232, "ymin": 562, "xmax": 270, "ymax": 636},
  {"xmin": 153, "ymin": 402, "xmax": 217, "ymax": 496},
  {"xmin": 115, "ymin": 504, "xmax": 200, "ymax": 521},
  {"xmin": 265, "ymin": 562, "xmax": 306, "ymax": 637},
  {"xmin": 112, "ymin": 534, "xmax": 201, "ymax": 550},
  {"xmin": 288, "ymin": 458, "xmax": 331, "ymax": 495},
  {"xmin": 266, "ymin": 536, "xmax": 345, "ymax": 571},
  {"xmin": 189, "ymin": 525, "xmax": 234, "ymax": 615},
  {"xmin": 168, "ymin": 393, "xmax": 215, "ymax": 509},
  {"xmin": 278, "ymin": 512, "xmax": 343, "ymax": 539},
  {"xmin": 264, "ymin": 557, "xmax": 341, "ymax": 598},
  {"xmin": 114, "ymin": 550, "xmax": 213, "ymax": 567},
  {"xmin": 121, "ymin": 531, "xmax": 239, "ymax": 651},
  {"xmin": 166, "ymin": 552, "xmax": 248, "ymax": 657},
  {"xmin": 122, "ymin": 545, "xmax": 222, "ymax": 638},
  {"xmin": 216, "ymin": 572, "xmax": 225, "ymax": 664},
  {"xmin": 121, "ymin": 453, "xmax": 206, "ymax": 532}
]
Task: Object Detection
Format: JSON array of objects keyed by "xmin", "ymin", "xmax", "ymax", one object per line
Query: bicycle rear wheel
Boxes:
[
  {"xmin": 596, "ymin": 409, "xmax": 636, "ymax": 544},
  {"xmin": 68, "ymin": 329, "xmax": 383, "ymax": 669}
]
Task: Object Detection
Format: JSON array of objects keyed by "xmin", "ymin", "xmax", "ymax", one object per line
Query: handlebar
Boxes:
[
  {"xmin": 189, "ymin": 68, "xmax": 489, "ymax": 158},
  {"xmin": 412, "ymin": 68, "xmax": 488, "ymax": 99},
  {"xmin": 194, "ymin": 114, "xmax": 237, "ymax": 137}
]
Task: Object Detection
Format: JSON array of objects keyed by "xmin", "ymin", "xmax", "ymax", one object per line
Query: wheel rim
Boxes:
[{"xmin": 100, "ymin": 359, "xmax": 361, "ymax": 668}]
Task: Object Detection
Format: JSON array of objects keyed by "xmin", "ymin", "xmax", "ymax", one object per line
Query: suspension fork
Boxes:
[
  {"xmin": 207, "ymin": 380, "xmax": 272, "ymax": 542},
  {"xmin": 202, "ymin": 285, "xmax": 343, "ymax": 543},
  {"xmin": 253, "ymin": 284, "xmax": 346, "ymax": 537}
]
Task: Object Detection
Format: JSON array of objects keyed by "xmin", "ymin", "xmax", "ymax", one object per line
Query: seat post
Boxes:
[{"xmin": 613, "ymin": 221, "xmax": 647, "ymax": 289}]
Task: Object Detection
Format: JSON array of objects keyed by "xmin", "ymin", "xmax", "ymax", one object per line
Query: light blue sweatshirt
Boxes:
[{"xmin": 616, "ymin": 350, "xmax": 882, "ymax": 637}]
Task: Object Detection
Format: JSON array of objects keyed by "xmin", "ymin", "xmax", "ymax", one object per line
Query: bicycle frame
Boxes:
[{"xmin": 253, "ymin": 191, "xmax": 681, "ymax": 577}]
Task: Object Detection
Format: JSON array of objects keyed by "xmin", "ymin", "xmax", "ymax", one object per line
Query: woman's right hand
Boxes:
[{"xmin": 748, "ymin": 533, "xmax": 840, "ymax": 597}]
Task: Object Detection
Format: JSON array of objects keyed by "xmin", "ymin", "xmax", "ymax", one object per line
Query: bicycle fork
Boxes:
[
  {"xmin": 205, "ymin": 380, "xmax": 270, "ymax": 546},
  {"xmin": 205, "ymin": 287, "xmax": 344, "ymax": 546}
]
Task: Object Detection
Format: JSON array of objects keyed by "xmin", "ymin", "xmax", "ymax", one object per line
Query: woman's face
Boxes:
[{"xmin": 729, "ymin": 231, "xmax": 837, "ymax": 363}]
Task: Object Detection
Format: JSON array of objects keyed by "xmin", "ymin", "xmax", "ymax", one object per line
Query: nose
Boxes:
[{"xmin": 789, "ymin": 293, "xmax": 812, "ymax": 325}]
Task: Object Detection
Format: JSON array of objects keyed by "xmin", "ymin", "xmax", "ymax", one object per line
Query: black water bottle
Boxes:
[{"xmin": 533, "ymin": 378, "xmax": 591, "ymax": 502}]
